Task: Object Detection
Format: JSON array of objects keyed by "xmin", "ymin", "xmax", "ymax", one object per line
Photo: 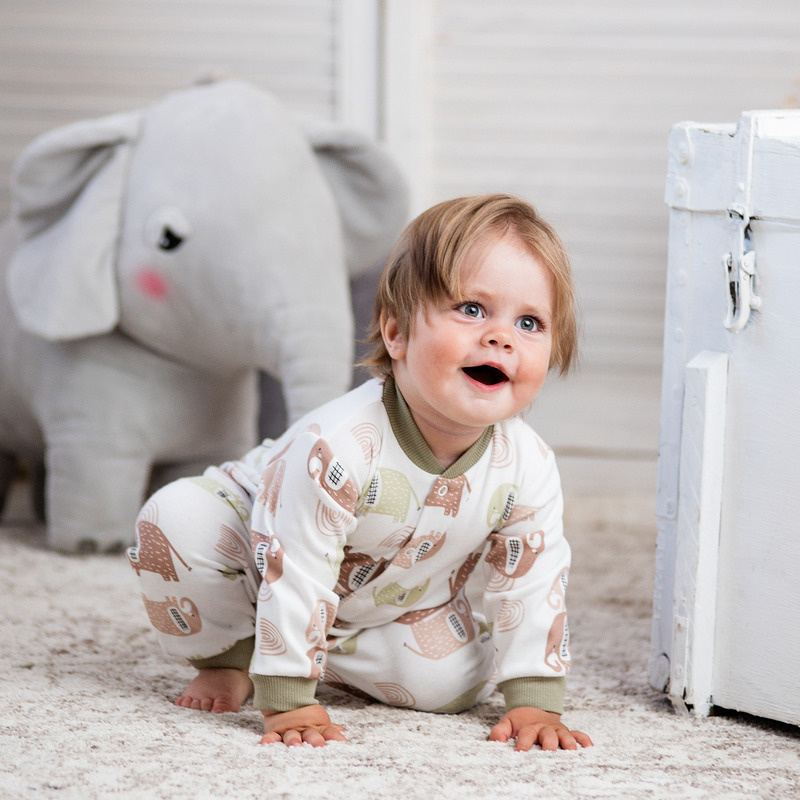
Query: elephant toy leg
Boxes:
[
  {"xmin": 44, "ymin": 441, "xmax": 155, "ymax": 553},
  {"xmin": 0, "ymin": 452, "xmax": 17, "ymax": 517},
  {"xmin": 0, "ymin": 455, "xmax": 46, "ymax": 522},
  {"xmin": 30, "ymin": 461, "xmax": 46, "ymax": 521}
]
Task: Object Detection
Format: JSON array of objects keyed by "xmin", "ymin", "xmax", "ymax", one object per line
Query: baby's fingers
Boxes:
[
  {"xmin": 488, "ymin": 717, "xmax": 513, "ymax": 743},
  {"xmin": 569, "ymin": 729, "xmax": 593, "ymax": 748},
  {"xmin": 510, "ymin": 725, "xmax": 594, "ymax": 752},
  {"xmin": 260, "ymin": 728, "xmax": 305, "ymax": 746},
  {"xmin": 283, "ymin": 729, "xmax": 305, "ymax": 747},
  {"xmin": 533, "ymin": 726, "xmax": 593, "ymax": 752},
  {"xmin": 261, "ymin": 725, "xmax": 347, "ymax": 747},
  {"xmin": 301, "ymin": 729, "xmax": 327, "ymax": 747},
  {"xmin": 322, "ymin": 725, "xmax": 348, "ymax": 743},
  {"xmin": 306, "ymin": 725, "xmax": 348, "ymax": 746},
  {"xmin": 513, "ymin": 725, "xmax": 544, "ymax": 751}
]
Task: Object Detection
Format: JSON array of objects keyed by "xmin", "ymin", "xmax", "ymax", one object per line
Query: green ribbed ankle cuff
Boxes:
[
  {"xmin": 188, "ymin": 636, "xmax": 255, "ymax": 671},
  {"xmin": 251, "ymin": 675, "xmax": 319, "ymax": 711},
  {"xmin": 498, "ymin": 676, "xmax": 566, "ymax": 714}
]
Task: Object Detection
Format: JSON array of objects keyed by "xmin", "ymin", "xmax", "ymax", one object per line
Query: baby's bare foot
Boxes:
[{"xmin": 175, "ymin": 668, "xmax": 253, "ymax": 713}]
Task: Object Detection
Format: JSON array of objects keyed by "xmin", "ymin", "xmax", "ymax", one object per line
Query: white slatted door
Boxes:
[
  {"xmin": 421, "ymin": 0, "xmax": 800, "ymax": 488},
  {"xmin": 0, "ymin": 0, "xmax": 338, "ymax": 218}
]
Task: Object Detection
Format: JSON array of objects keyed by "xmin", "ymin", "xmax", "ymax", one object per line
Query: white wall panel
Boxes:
[
  {"xmin": 3, "ymin": 0, "xmax": 800, "ymax": 491},
  {"xmin": 425, "ymin": 0, "xmax": 800, "ymax": 483},
  {"xmin": 0, "ymin": 0, "xmax": 337, "ymax": 217},
  {"xmin": 429, "ymin": 0, "xmax": 800, "ymax": 366}
]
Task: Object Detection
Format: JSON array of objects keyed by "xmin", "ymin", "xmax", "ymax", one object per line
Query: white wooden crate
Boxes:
[{"xmin": 650, "ymin": 111, "xmax": 800, "ymax": 726}]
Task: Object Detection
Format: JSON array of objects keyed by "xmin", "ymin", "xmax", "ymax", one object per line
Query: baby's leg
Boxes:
[
  {"xmin": 324, "ymin": 600, "xmax": 496, "ymax": 712},
  {"xmin": 128, "ymin": 467, "xmax": 260, "ymax": 712}
]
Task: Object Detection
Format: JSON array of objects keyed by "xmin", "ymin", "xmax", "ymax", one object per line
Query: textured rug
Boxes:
[{"xmin": 1, "ymin": 485, "xmax": 798, "ymax": 800}]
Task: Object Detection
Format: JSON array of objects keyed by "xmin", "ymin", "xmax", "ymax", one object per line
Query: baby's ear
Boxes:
[{"xmin": 380, "ymin": 312, "xmax": 406, "ymax": 360}]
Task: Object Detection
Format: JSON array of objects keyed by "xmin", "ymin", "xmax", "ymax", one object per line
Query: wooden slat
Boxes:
[
  {"xmin": 0, "ymin": 0, "xmax": 337, "ymax": 216},
  {"xmin": 3, "ymin": 0, "xmax": 800, "ymax": 487},
  {"xmin": 426, "ymin": 0, "xmax": 800, "ymax": 473}
]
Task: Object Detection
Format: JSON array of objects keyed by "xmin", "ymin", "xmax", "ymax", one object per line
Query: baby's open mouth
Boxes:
[{"xmin": 462, "ymin": 365, "xmax": 509, "ymax": 386}]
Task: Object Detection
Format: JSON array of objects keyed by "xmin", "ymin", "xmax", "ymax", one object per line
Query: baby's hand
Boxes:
[
  {"xmin": 260, "ymin": 705, "xmax": 347, "ymax": 747},
  {"xmin": 489, "ymin": 707, "xmax": 593, "ymax": 752}
]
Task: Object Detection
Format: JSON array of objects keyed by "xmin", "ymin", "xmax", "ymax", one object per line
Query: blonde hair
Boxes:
[{"xmin": 361, "ymin": 193, "xmax": 578, "ymax": 376}]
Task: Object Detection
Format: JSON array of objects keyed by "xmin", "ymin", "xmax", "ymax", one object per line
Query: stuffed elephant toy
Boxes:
[{"xmin": 0, "ymin": 79, "xmax": 408, "ymax": 553}]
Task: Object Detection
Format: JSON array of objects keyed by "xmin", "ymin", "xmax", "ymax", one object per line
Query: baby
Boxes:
[{"xmin": 129, "ymin": 193, "xmax": 593, "ymax": 751}]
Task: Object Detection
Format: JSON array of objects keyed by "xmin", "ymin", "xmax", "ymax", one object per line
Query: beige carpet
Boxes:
[{"xmin": 1, "ymin": 484, "xmax": 798, "ymax": 800}]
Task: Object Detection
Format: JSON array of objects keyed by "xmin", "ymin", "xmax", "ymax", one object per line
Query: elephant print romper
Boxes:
[{"xmin": 130, "ymin": 377, "xmax": 572, "ymax": 715}]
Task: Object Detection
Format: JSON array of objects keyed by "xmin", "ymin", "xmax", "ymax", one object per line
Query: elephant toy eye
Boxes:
[
  {"xmin": 158, "ymin": 227, "xmax": 184, "ymax": 251},
  {"xmin": 145, "ymin": 207, "xmax": 192, "ymax": 252}
]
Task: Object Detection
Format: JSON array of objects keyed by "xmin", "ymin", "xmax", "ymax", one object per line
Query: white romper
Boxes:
[{"xmin": 129, "ymin": 377, "xmax": 572, "ymax": 714}]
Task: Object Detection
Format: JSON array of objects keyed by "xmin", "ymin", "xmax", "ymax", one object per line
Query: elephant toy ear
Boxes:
[
  {"xmin": 7, "ymin": 110, "xmax": 142, "ymax": 340},
  {"xmin": 301, "ymin": 118, "xmax": 410, "ymax": 278}
]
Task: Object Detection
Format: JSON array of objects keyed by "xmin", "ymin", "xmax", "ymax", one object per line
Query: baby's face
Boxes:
[{"xmin": 385, "ymin": 231, "xmax": 554, "ymax": 444}]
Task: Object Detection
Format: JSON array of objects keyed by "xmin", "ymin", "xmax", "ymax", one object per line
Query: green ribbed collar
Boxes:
[{"xmin": 382, "ymin": 375, "xmax": 493, "ymax": 477}]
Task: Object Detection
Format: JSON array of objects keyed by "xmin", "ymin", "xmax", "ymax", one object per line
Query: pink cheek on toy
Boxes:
[{"xmin": 135, "ymin": 269, "xmax": 169, "ymax": 301}]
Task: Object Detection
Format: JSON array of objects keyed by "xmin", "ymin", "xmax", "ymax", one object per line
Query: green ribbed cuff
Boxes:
[
  {"xmin": 188, "ymin": 636, "xmax": 255, "ymax": 671},
  {"xmin": 498, "ymin": 677, "xmax": 566, "ymax": 714},
  {"xmin": 251, "ymin": 675, "xmax": 319, "ymax": 711}
]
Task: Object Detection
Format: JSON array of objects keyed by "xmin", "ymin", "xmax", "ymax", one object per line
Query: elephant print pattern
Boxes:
[
  {"xmin": 393, "ymin": 530, "xmax": 446, "ymax": 569},
  {"xmin": 306, "ymin": 600, "xmax": 337, "ymax": 678},
  {"xmin": 398, "ymin": 596, "xmax": 476, "ymax": 659},
  {"xmin": 359, "ymin": 468, "xmax": 420, "ymax": 523},
  {"xmin": 485, "ymin": 529, "xmax": 545, "ymax": 590},
  {"xmin": 307, "ymin": 440, "xmax": 358, "ymax": 514},
  {"xmin": 449, "ymin": 551, "xmax": 483, "ymax": 596},
  {"xmin": 544, "ymin": 612, "xmax": 570, "ymax": 673},
  {"xmin": 132, "ymin": 379, "xmax": 573, "ymax": 714},
  {"xmin": 129, "ymin": 499, "xmax": 208, "ymax": 655},
  {"xmin": 424, "ymin": 476, "xmax": 471, "ymax": 516},
  {"xmin": 548, "ymin": 568, "xmax": 569, "ymax": 611},
  {"xmin": 486, "ymin": 483, "xmax": 519, "ymax": 530},
  {"xmin": 127, "ymin": 502, "xmax": 190, "ymax": 581},
  {"xmin": 373, "ymin": 580, "xmax": 430, "ymax": 608},
  {"xmin": 256, "ymin": 458, "xmax": 286, "ymax": 515},
  {"xmin": 251, "ymin": 530, "xmax": 285, "ymax": 585},
  {"xmin": 142, "ymin": 595, "xmax": 202, "ymax": 636},
  {"xmin": 336, "ymin": 549, "xmax": 388, "ymax": 595}
]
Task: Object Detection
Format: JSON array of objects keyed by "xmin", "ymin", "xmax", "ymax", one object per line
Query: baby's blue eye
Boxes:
[
  {"xmin": 459, "ymin": 302, "xmax": 484, "ymax": 318},
  {"xmin": 517, "ymin": 316, "xmax": 539, "ymax": 332}
]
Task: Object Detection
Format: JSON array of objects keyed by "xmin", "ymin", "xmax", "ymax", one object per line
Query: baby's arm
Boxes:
[
  {"xmin": 490, "ymin": 706, "xmax": 593, "ymax": 751},
  {"xmin": 261, "ymin": 705, "xmax": 347, "ymax": 747},
  {"xmin": 249, "ymin": 429, "xmax": 359, "ymax": 742}
]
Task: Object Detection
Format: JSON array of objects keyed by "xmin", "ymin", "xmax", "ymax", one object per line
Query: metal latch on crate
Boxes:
[
  {"xmin": 722, "ymin": 204, "xmax": 760, "ymax": 334},
  {"xmin": 722, "ymin": 113, "xmax": 760, "ymax": 334}
]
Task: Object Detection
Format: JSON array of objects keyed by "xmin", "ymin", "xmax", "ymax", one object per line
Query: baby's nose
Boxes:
[{"xmin": 484, "ymin": 329, "xmax": 513, "ymax": 350}]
